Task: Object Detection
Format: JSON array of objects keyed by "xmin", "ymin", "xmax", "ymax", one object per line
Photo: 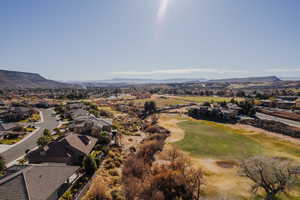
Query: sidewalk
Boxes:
[{"xmin": 0, "ymin": 127, "xmax": 40, "ymax": 154}]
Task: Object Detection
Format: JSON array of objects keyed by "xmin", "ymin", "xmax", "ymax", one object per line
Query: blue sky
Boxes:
[{"xmin": 0, "ymin": 0, "xmax": 299, "ymax": 80}]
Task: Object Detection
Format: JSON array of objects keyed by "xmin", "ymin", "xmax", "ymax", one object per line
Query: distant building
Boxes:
[
  {"xmin": 188, "ymin": 104, "xmax": 240, "ymax": 123},
  {"xmin": 69, "ymin": 116, "xmax": 112, "ymax": 136},
  {"xmin": 276, "ymin": 100, "xmax": 296, "ymax": 109},
  {"xmin": 0, "ymin": 164, "xmax": 80, "ymax": 200},
  {"xmin": 260, "ymin": 99, "xmax": 295, "ymax": 109}
]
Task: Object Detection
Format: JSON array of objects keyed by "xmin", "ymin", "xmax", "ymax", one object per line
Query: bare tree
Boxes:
[{"xmin": 240, "ymin": 156, "xmax": 296, "ymax": 200}]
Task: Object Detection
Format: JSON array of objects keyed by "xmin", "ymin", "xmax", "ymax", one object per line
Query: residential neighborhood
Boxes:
[
  {"xmin": 0, "ymin": 99, "xmax": 115, "ymax": 200},
  {"xmin": 1, "ymin": 1, "xmax": 300, "ymax": 199}
]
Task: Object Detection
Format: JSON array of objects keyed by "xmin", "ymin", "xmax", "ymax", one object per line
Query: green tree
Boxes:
[
  {"xmin": 144, "ymin": 101, "xmax": 157, "ymax": 115},
  {"xmin": 238, "ymin": 99, "xmax": 256, "ymax": 117},
  {"xmin": 82, "ymin": 155, "xmax": 97, "ymax": 176},
  {"xmin": 43, "ymin": 128, "xmax": 51, "ymax": 137},
  {"xmin": 0, "ymin": 155, "xmax": 5, "ymax": 174},
  {"xmin": 97, "ymin": 131, "xmax": 111, "ymax": 145},
  {"xmin": 37, "ymin": 136, "xmax": 51, "ymax": 147}
]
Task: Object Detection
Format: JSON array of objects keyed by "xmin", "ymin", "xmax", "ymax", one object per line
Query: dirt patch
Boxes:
[
  {"xmin": 216, "ymin": 160, "xmax": 238, "ymax": 169},
  {"xmin": 191, "ymin": 157, "xmax": 251, "ymax": 199},
  {"xmin": 121, "ymin": 132, "xmax": 146, "ymax": 154},
  {"xmin": 158, "ymin": 114, "xmax": 185, "ymax": 143}
]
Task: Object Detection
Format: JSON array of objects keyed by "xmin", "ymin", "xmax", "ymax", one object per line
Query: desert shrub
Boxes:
[
  {"xmin": 141, "ymin": 169, "xmax": 194, "ymax": 200},
  {"xmin": 103, "ymin": 158, "xmax": 116, "ymax": 170},
  {"xmin": 108, "ymin": 169, "xmax": 119, "ymax": 177},
  {"xmin": 99, "ymin": 109, "xmax": 113, "ymax": 118},
  {"xmin": 144, "ymin": 125, "xmax": 170, "ymax": 134},
  {"xmin": 89, "ymin": 181, "xmax": 111, "ymax": 200},
  {"xmin": 122, "ymin": 156, "xmax": 149, "ymax": 179},
  {"xmin": 97, "ymin": 131, "xmax": 111, "ymax": 145},
  {"xmin": 110, "ymin": 189, "xmax": 124, "ymax": 200},
  {"xmin": 137, "ymin": 140, "xmax": 165, "ymax": 163}
]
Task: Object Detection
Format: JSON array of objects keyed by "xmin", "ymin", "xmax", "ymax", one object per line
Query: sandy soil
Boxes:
[
  {"xmin": 158, "ymin": 114, "xmax": 185, "ymax": 143},
  {"xmin": 120, "ymin": 132, "xmax": 146, "ymax": 155}
]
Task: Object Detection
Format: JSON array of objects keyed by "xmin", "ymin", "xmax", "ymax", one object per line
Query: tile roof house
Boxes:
[
  {"xmin": 0, "ymin": 164, "xmax": 79, "ymax": 200},
  {"xmin": 0, "ymin": 123, "xmax": 25, "ymax": 140},
  {"xmin": 69, "ymin": 109, "xmax": 89, "ymax": 120},
  {"xmin": 69, "ymin": 116, "xmax": 112, "ymax": 136},
  {"xmin": 27, "ymin": 133, "xmax": 97, "ymax": 165},
  {"xmin": 0, "ymin": 107, "xmax": 37, "ymax": 123}
]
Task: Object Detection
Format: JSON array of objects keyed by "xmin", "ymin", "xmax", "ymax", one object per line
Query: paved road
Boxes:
[
  {"xmin": 256, "ymin": 112, "xmax": 300, "ymax": 128},
  {"xmin": 0, "ymin": 109, "xmax": 59, "ymax": 163}
]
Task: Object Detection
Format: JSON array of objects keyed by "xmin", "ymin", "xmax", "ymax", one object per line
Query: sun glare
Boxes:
[{"xmin": 157, "ymin": 0, "xmax": 170, "ymax": 22}]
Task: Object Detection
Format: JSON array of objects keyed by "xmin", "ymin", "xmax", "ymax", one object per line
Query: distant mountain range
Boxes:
[
  {"xmin": 208, "ymin": 76, "xmax": 281, "ymax": 83},
  {"xmin": 72, "ymin": 76, "xmax": 282, "ymax": 86},
  {"xmin": 68, "ymin": 78, "xmax": 208, "ymax": 87},
  {"xmin": 0, "ymin": 70, "xmax": 70, "ymax": 89},
  {"xmin": 0, "ymin": 69, "xmax": 288, "ymax": 89}
]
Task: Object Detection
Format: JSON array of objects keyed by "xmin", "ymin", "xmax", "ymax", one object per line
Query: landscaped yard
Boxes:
[
  {"xmin": 19, "ymin": 113, "xmax": 41, "ymax": 123},
  {"xmin": 0, "ymin": 137, "xmax": 23, "ymax": 145}
]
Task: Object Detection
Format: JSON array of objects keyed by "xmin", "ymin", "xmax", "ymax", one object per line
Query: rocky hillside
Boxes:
[{"xmin": 0, "ymin": 70, "xmax": 70, "ymax": 89}]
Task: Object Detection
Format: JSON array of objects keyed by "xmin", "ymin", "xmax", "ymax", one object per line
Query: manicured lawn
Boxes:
[
  {"xmin": 174, "ymin": 120, "xmax": 262, "ymax": 159},
  {"xmin": 173, "ymin": 96, "xmax": 243, "ymax": 103},
  {"xmin": 0, "ymin": 137, "xmax": 22, "ymax": 145}
]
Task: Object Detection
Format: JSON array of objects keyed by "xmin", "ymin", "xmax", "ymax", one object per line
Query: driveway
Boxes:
[{"xmin": 0, "ymin": 109, "xmax": 59, "ymax": 164}]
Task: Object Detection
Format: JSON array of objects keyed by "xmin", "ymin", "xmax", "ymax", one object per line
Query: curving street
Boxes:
[{"xmin": 0, "ymin": 109, "xmax": 59, "ymax": 164}]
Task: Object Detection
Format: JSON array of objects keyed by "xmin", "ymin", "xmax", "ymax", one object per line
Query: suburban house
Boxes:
[
  {"xmin": 277, "ymin": 100, "xmax": 296, "ymax": 109},
  {"xmin": 260, "ymin": 99, "xmax": 296, "ymax": 109},
  {"xmin": 69, "ymin": 116, "xmax": 113, "ymax": 136},
  {"xmin": 35, "ymin": 101, "xmax": 51, "ymax": 108},
  {"xmin": 0, "ymin": 123, "xmax": 25, "ymax": 140},
  {"xmin": 69, "ymin": 108, "xmax": 89, "ymax": 120},
  {"xmin": 66, "ymin": 102, "xmax": 87, "ymax": 110},
  {"xmin": 188, "ymin": 105, "xmax": 240, "ymax": 123},
  {"xmin": 0, "ymin": 164, "xmax": 80, "ymax": 200},
  {"xmin": 27, "ymin": 133, "xmax": 97, "ymax": 165},
  {"xmin": 0, "ymin": 106, "xmax": 37, "ymax": 122}
]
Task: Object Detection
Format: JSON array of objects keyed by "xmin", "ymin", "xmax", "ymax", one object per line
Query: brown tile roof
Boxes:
[
  {"xmin": 0, "ymin": 174, "xmax": 29, "ymax": 200},
  {"xmin": 63, "ymin": 134, "xmax": 97, "ymax": 155},
  {"xmin": 27, "ymin": 133, "xmax": 97, "ymax": 164},
  {"xmin": 0, "ymin": 164, "xmax": 79, "ymax": 200}
]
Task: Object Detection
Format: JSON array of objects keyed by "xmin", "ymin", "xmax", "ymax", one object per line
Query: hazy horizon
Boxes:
[{"xmin": 1, "ymin": 0, "xmax": 300, "ymax": 80}]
